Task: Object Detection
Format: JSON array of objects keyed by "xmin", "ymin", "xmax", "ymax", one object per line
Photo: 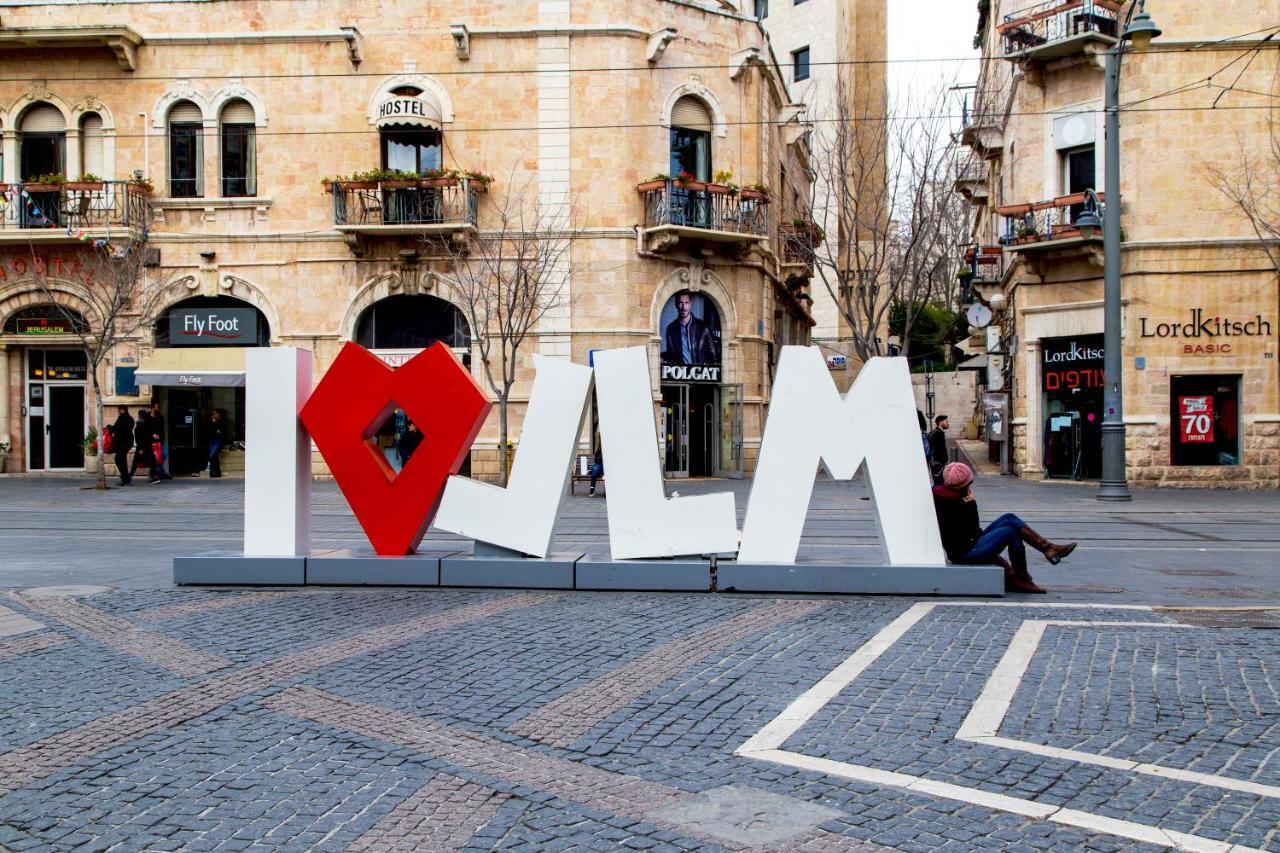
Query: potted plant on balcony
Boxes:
[
  {"xmin": 462, "ymin": 170, "xmax": 494, "ymax": 192},
  {"xmin": 636, "ymin": 173, "xmax": 670, "ymax": 193},
  {"xmin": 128, "ymin": 175, "xmax": 154, "ymax": 195},
  {"xmin": 65, "ymin": 173, "xmax": 104, "ymax": 192},
  {"xmin": 672, "ymin": 170, "xmax": 706, "ymax": 192},
  {"xmin": 741, "ymin": 183, "xmax": 771, "ymax": 202},
  {"xmin": 709, "ymin": 170, "xmax": 739, "ymax": 195},
  {"xmin": 419, "ymin": 167, "xmax": 459, "ymax": 188},
  {"xmin": 1014, "ymin": 220, "xmax": 1041, "ymax": 244}
]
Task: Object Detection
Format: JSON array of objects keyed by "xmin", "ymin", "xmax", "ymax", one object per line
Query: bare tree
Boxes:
[
  {"xmin": 802, "ymin": 77, "xmax": 969, "ymax": 362},
  {"xmin": 1204, "ymin": 115, "xmax": 1280, "ymax": 274},
  {"xmin": 442, "ymin": 172, "xmax": 578, "ymax": 485},
  {"xmin": 25, "ymin": 194, "xmax": 162, "ymax": 489}
]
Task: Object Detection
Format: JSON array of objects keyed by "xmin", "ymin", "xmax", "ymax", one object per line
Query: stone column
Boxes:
[
  {"xmin": 1023, "ymin": 339, "xmax": 1043, "ymax": 478},
  {"xmin": 1, "ymin": 132, "xmax": 17, "ymax": 183}
]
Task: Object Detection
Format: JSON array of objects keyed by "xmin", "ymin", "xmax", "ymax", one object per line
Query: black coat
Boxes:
[
  {"xmin": 148, "ymin": 411, "xmax": 166, "ymax": 443},
  {"xmin": 932, "ymin": 485, "xmax": 981, "ymax": 562},
  {"xmin": 134, "ymin": 416, "xmax": 153, "ymax": 448},
  {"xmin": 927, "ymin": 428, "xmax": 949, "ymax": 469},
  {"xmin": 662, "ymin": 317, "xmax": 718, "ymax": 365},
  {"xmin": 111, "ymin": 413, "xmax": 135, "ymax": 452}
]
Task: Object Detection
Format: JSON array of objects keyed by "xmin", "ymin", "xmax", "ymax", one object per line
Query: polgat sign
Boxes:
[{"xmin": 251, "ymin": 344, "xmax": 946, "ymax": 566}]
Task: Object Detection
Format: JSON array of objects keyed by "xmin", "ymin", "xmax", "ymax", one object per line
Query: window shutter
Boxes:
[
  {"xmin": 221, "ymin": 99, "xmax": 255, "ymax": 125},
  {"xmin": 670, "ymin": 96, "xmax": 712, "ymax": 132},
  {"xmin": 20, "ymin": 104, "xmax": 65, "ymax": 132},
  {"xmin": 81, "ymin": 114, "xmax": 104, "ymax": 176},
  {"xmin": 169, "ymin": 102, "xmax": 203, "ymax": 123}
]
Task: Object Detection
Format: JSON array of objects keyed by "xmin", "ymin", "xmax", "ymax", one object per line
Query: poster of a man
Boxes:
[{"xmin": 660, "ymin": 290, "xmax": 721, "ymax": 365}]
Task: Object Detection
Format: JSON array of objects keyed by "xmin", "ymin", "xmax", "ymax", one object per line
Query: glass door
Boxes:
[
  {"xmin": 46, "ymin": 385, "xmax": 85, "ymax": 470},
  {"xmin": 661, "ymin": 384, "xmax": 690, "ymax": 478},
  {"xmin": 715, "ymin": 384, "xmax": 744, "ymax": 479}
]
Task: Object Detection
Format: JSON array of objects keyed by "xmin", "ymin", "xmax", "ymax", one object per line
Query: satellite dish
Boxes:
[{"xmin": 966, "ymin": 302, "xmax": 993, "ymax": 329}]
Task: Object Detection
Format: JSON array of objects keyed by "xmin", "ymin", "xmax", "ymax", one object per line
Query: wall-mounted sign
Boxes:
[
  {"xmin": 661, "ymin": 364, "xmax": 721, "ymax": 383},
  {"xmin": 1140, "ymin": 310, "xmax": 1272, "ymax": 340},
  {"xmin": 659, "ymin": 290, "xmax": 721, "ymax": 381},
  {"xmin": 1042, "ymin": 334, "xmax": 1103, "ymax": 392},
  {"xmin": 170, "ymin": 307, "xmax": 258, "ymax": 346},
  {"xmin": 826, "ymin": 354, "xmax": 847, "ymax": 371},
  {"xmin": 15, "ymin": 318, "xmax": 71, "ymax": 335},
  {"xmin": 375, "ymin": 95, "xmax": 442, "ymax": 128},
  {"xmin": 1178, "ymin": 395, "xmax": 1214, "ymax": 444}
]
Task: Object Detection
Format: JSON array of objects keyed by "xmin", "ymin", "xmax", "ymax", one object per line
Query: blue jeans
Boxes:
[
  {"xmin": 958, "ymin": 513, "xmax": 1026, "ymax": 565},
  {"xmin": 589, "ymin": 462, "xmax": 603, "ymax": 489}
]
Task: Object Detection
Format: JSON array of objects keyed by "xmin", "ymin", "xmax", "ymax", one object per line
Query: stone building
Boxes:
[
  {"xmin": 959, "ymin": 0, "xmax": 1278, "ymax": 488},
  {"xmin": 0, "ymin": 0, "xmax": 884, "ymax": 480}
]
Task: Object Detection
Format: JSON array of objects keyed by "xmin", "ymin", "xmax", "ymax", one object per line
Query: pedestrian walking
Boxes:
[
  {"xmin": 928, "ymin": 414, "xmax": 950, "ymax": 485},
  {"xmin": 110, "ymin": 406, "xmax": 135, "ymax": 486},
  {"xmin": 148, "ymin": 402, "xmax": 173, "ymax": 480},
  {"xmin": 931, "ymin": 462, "xmax": 1077, "ymax": 594},
  {"xmin": 205, "ymin": 409, "xmax": 227, "ymax": 478},
  {"xmin": 397, "ymin": 420, "xmax": 423, "ymax": 464},
  {"xmin": 918, "ymin": 410, "xmax": 932, "ymax": 474},
  {"xmin": 129, "ymin": 409, "xmax": 152, "ymax": 481}
]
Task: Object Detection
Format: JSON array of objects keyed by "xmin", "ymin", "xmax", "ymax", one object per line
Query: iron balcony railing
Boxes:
[
  {"xmin": 331, "ymin": 177, "xmax": 480, "ymax": 228},
  {"xmin": 778, "ymin": 225, "xmax": 817, "ymax": 270},
  {"xmin": 998, "ymin": 191, "xmax": 1105, "ymax": 247},
  {"xmin": 964, "ymin": 246, "xmax": 1005, "ymax": 282},
  {"xmin": 0, "ymin": 180, "xmax": 148, "ymax": 233},
  {"xmin": 999, "ymin": 0, "xmax": 1121, "ymax": 56},
  {"xmin": 639, "ymin": 180, "xmax": 769, "ymax": 237}
]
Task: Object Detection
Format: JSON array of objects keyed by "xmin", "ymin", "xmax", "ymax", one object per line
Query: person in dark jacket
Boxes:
[
  {"xmin": 110, "ymin": 406, "xmax": 135, "ymax": 486},
  {"xmin": 129, "ymin": 409, "xmax": 153, "ymax": 481},
  {"xmin": 396, "ymin": 420, "xmax": 423, "ymax": 464},
  {"xmin": 588, "ymin": 440, "xmax": 603, "ymax": 497},
  {"xmin": 204, "ymin": 408, "xmax": 227, "ymax": 478},
  {"xmin": 927, "ymin": 414, "xmax": 950, "ymax": 484},
  {"xmin": 148, "ymin": 402, "xmax": 172, "ymax": 480},
  {"xmin": 932, "ymin": 462, "xmax": 1077, "ymax": 594}
]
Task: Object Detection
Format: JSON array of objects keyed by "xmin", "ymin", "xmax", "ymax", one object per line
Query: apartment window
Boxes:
[
  {"xmin": 755, "ymin": 0, "xmax": 768, "ymax": 18},
  {"xmin": 1061, "ymin": 145, "xmax": 1095, "ymax": 222},
  {"xmin": 18, "ymin": 103, "xmax": 66, "ymax": 180},
  {"xmin": 79, "ymin": 112, "xmax": 104, "ymax": 178},
  {"xmin": 220, "ymin": 99, "xmax": 256, "ymax": 197},
  {"xmin": 379, "ymin": 86, "xmax": 442, "ymax": 175},
  {"xmin": 792, "ymin": 47, "xmax": 811, "ymax": 82},
  {"xmin": 168, "ymin": 100, "xmax": 203, "ymax": 198},
  {"xmin": 1171, "ymin": 375, "xmax": 1240, "ymax": 467}
]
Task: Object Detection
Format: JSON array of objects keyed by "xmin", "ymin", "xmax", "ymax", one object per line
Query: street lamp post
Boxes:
[{"xmin": 1097, "ymin": 1, "xmax": 1161, "ymax": 502}]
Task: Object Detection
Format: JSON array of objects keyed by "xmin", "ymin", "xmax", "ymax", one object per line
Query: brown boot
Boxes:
[
  {"xmin": 1020, "ymin": 526, "xmax": 1077, "ymax": 565},
  {"xmin": 1004, "ymin": 548, "xmax": 1047, "ymax": 594}
]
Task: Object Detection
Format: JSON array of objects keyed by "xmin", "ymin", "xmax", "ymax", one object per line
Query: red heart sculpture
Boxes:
[{"xmin": 300, "ymin": 342, "xmax": 491, "ymax": 556}]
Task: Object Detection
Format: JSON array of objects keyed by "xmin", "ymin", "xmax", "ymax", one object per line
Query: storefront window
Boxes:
[
  {"xmin": 1170, "ymin": 375, "xmax": 1240, "ymax": 466},
  {"xmin": 1041, "ymin": 334, "xmax": 1103, "ymax": 479},
  {"xmin": 355, "ymin": 294, "xmax": 469, "ymax": 350}
]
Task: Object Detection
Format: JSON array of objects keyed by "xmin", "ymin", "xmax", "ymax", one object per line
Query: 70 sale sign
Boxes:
[{"xmin": 1179, "ymin": 395, "xmax": 1215, "ymax": 444}]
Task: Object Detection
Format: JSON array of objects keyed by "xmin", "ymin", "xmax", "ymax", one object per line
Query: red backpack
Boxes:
[{"xmin": 102, "ymin": 428, "xmax": 114, "ymax": 454}]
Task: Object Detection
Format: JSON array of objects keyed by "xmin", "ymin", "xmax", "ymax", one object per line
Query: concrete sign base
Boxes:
[
  {"xmin": 174, "ymin": 555, "xmax": 1003, "ymax": 596},
  {"xmin": 575, "ymin": 557, "xmax": 713, "ymax": 591},
  {"xmin": 174, "ymin": 552, "xmax": 306, "ymax": 586},
  {"xmin": 717, "ymin": 560, "xmax": 1004, "ymax": 596},
  {"xmin": 305, "ymin": 549, "xmax": 457, "ymax": 586}
]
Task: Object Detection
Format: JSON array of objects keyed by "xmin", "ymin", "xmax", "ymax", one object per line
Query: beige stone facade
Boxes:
[
  {"xmin": 961, "ymin": 0, "xmax": 1279, "ymax": 489},
  {"xmin": 0, "ymin": 0, "xmax": 881, "ymax": 479}
]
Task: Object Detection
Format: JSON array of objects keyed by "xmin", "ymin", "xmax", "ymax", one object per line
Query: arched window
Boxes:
[
  {"xmin": 79, "ymin": 112, "xmax": 104, "ymax": 179},
  {"xmin": 355, "ymin": 294, "xmax": 469, "ymax": 351},
  {"xmin": 19, "ymin": 103, "xmax": 66, "ymax": 180},
  {"xmin": 669, "ymin": 96, "xmax": 712, "ymax": 182},
  {"xmin": 154, "ymin": 295, "xmax": 270, "ymax": 348},
  {"xmin": 3, "ymin": 303, "xmax": 89, "ymax": 335},
  {"xmin": 220, "ymin": 98, "xmax": 256, "ymax": 197},
  {"xmin": 168, "ymin": 100, "xmax": 203, "ymax": 198},
  {"xmin": 379, "ymin": 86, "xmax": 443, "ymax": 175}
]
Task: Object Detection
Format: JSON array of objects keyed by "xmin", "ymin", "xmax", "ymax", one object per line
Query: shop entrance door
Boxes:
[
  {"xmin": 714, "ymin": 383, "xmax": 744, "ymax": 478},
  {"xmin": 46, "ymin": 385, "xmax": 86, "ymax": 470},
  {"xmin": 661, "ymin": 383, "xmax": 690, "ymax": 478}
]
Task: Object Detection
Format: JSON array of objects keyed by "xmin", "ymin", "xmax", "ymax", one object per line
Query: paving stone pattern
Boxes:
[
  {"xmin": 0, "ymin": 631, "xmax": 68, "ymax": 660},
  {"xmin": 0, "ymin": 588, "xmax": 1275, "ymax": 850}
]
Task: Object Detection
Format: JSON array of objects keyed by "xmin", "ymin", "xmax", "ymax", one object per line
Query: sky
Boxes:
[{"xmin": 888, "ymin": 0, "xmax": 982, "ymax": 121}]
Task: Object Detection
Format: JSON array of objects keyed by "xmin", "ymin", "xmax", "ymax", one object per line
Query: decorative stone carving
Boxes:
[
  {"xmin": 450, "ymin": 24, "xmax": 470, "ymax": 60},
  {"xmin": 646, "ymin": 28, "xmax": 677, "ymax": 64}
]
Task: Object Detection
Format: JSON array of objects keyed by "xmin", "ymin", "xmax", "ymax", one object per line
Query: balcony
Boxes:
[
  {"xmin": 953, "ymin": 161, "xmax": 989, "ymax": 202},
  {"xmin": 637, "ymin": 180, "xmax": 768, "ymax": 255},
  {"xmin": 778, "ymin": 222, "xmax": 819, "ymax": 278},
  {"xmin": 998, "ymin": 191, "xmax": 1104, "ymax": 258},
  {"xmin": 999, "ymin": 0, "xmax": 1121, "ymax": 64},
  {"xmin": 0, "ymin": 180, "xmax": 149, "ymax": 244},
  {"xmin": 961, "ymin": 245, "xmax": 1005, "ymax": 300},
  {"xmin": 958, "ymin": 101, "xmax": 1004, "ymax": 160},
  {"xmin": 330, "ymin": 177, "xmax": 481, "ymax": 240}
]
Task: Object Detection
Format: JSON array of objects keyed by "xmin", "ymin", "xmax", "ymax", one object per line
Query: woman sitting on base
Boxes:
[{"xmin": 932, "ymin": 462, "xmax": 1077, "ymax": 594}]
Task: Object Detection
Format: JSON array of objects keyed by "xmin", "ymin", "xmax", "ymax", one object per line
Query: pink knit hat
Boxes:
[{"xmin": 942, "ymin": 462, "xmax": 974, "ymax": 489}]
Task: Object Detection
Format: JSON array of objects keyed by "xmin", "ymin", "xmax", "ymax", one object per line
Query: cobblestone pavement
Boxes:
[{"xmin": 1, "ymin": 585, "xmax": 1278, "ymax": 851}]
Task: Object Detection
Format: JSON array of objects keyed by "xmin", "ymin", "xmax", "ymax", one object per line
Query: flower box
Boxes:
[
  {"xmin": 636, "ymin": 179, "xmax": 667, "ymax": 193},
  {"xmin": 64, "ymin": 182, "xmax": 104, "ymax": 192},
  {"xmin": 420, "ymin": 177, "xmax": 459, "ymax": 189},
  {"xmin": 741, "ymin": 188, "xmax": 770, "ymax": 201},
  {"xmin": 379, "ymin": 180, "xmax": 418, "ymax": 189}
]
